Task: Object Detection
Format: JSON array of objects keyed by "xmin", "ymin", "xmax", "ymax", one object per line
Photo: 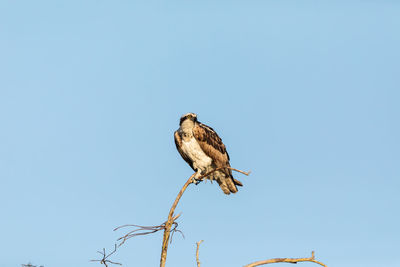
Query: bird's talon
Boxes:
[{"xmin": 192, "ymin": 177, "xmax": 201, "ymax": 185}]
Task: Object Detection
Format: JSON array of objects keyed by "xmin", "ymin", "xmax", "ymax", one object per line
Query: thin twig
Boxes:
[
  {"xmin": 244, "ymin": 251, "xmax": 327, "ymax": 267},
  {"xmin": 196, "ymin": 240, "xmax": 204, "ymax": 267},
  {"xmin": 90, "ymin": 244, "xmax": 122, "ymax": 267},
  {"xmin": 114, "ymin": 213, "xmax": 184, "ymax": 247},
  {"xmin": 160, "ymin": 167, "xmax": 250, "ymax": 267},
  {"xmin": 199, "ymin": 167, "xmax": 251, "ymax": 180}
]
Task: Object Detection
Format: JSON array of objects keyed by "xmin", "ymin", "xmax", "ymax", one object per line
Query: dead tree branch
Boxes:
[
  {"xmin": 200, "ymin": 167, "xmax": 251, "ymax": 179},
  {"xmin": 93, "ymin": 158, "xmax": 328, "ymax": 267},
  {"xmin": 244, "ymin": 251, "xmax": 327, "ymax": 267},
  {"xmin": 160, "ymin": 173, "xmax": 196, "ymax": 267},
  {"xmin": 196, "ymin": 240, "xmax": 204, "ymax": 267},
  {"xmin": 91, "ymin": 244, "xmax": 122, "ymax": 267},
  {"xmin": 160, "ymin": 167, "xmax": 250, "ymax": 267}
]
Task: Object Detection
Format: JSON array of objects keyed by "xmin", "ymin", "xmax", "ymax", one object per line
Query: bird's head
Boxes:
[{"xmin": 180, "ymin": 113, "xmax": 198, "ymax": 125}]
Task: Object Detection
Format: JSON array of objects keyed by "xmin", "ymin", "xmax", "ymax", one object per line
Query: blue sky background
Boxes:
[{"xmin": 1, "ymin": 1, "xmax": 399, "ymax": 267}]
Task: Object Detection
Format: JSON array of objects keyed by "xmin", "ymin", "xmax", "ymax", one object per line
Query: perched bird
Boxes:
[{"xmin": 174, "ymin": 113, "xmax": 242, "ymax": 194}]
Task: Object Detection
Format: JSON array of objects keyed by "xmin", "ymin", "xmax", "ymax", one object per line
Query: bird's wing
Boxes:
[
  {"xmin": 174, "ymin": 130, "xmax": 195, "ymax": 171},
  {"xmin": 192, "ymin": 122, "xmax": 231, "ymax": 172}
]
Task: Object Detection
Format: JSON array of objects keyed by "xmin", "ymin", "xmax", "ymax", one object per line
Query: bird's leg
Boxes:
[{"xmin": 192, "ymin": 169, "xmax": 205, "ymax": 185}]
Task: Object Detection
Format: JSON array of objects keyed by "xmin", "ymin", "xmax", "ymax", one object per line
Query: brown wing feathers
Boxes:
[
  {"xmin": 193, "ymin": 122, "xmax": 242, "ymax": 190},
  {"xmin": 192, "ymin": 122, "xmax": 230, "ymax": 171}
]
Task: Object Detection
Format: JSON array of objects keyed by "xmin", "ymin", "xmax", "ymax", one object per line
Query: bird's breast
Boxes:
[{"xmin": 181, "ymin": 137, "xmax": 212, "ymax": 169}]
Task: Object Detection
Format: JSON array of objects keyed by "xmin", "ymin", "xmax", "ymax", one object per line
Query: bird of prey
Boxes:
[{"xmin": 174, "ymin": 113, "xmax": 242, "ymax": 194}]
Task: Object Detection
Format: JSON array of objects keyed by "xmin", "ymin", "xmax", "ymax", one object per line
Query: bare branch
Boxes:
[
  {"xmin": 95, "ymin": 167, "xmax": 249, "ymax": 267},
  {"xmin": 198, "ymin": 167, "xmax": 251, "ymax": 180},
  {"xmin": 91, "ymin": 244, "xmax": 122, "ymax": 267},
  {"xmin": 160, "ymin": 173, "xmax": 196, "ymax": 267},
  {"xmin": 196, "ymin": 240, "xmax": 204, "ymax": 267},
  {"xmin": 244, "ymin": 251, "xmax": 327, "ymax": 267},
  {"xmin": 160, "ymin": 167, "xmax": 250, "ymax": 267}
]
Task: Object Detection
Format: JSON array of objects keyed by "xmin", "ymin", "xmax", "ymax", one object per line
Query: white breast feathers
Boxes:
[{"xmin": 181, "ymin": 136, "xmax": 212, "ymax": 171}]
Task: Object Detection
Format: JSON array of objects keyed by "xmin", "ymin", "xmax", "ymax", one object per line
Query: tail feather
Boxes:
[
  {"xmin": 225, "ymin": 177, "xmax": 238, "ymax": 194},
  {"xmin": 233, "ymin": 178, "xmax": 243, "ymax": 187},
  {"xmin": 208, "ymin": 169, "xmax": 243, "ymax": 195},
  {"xmin": 216, "ymin": 173, "xmax": 242, "ymax": 195},
  {"xmin": 216, "ymin": 178, "xmax": 231, "ymax": 195}
]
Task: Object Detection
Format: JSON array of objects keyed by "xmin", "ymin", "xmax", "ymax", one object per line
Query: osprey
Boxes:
[{"xmin": 174, "ymin": 113, "xmax": 243, "ymax": 194}]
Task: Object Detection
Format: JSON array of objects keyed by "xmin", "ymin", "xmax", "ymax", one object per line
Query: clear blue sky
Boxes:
[{"xmin": 1, "ymin": 1, "xmax": 399, "ymax": 267}]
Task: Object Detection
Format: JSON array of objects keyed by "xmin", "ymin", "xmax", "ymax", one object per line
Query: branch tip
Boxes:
[{"xmin": 196, "ymin": 240, "xmax": 204, "ymax": 267}]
